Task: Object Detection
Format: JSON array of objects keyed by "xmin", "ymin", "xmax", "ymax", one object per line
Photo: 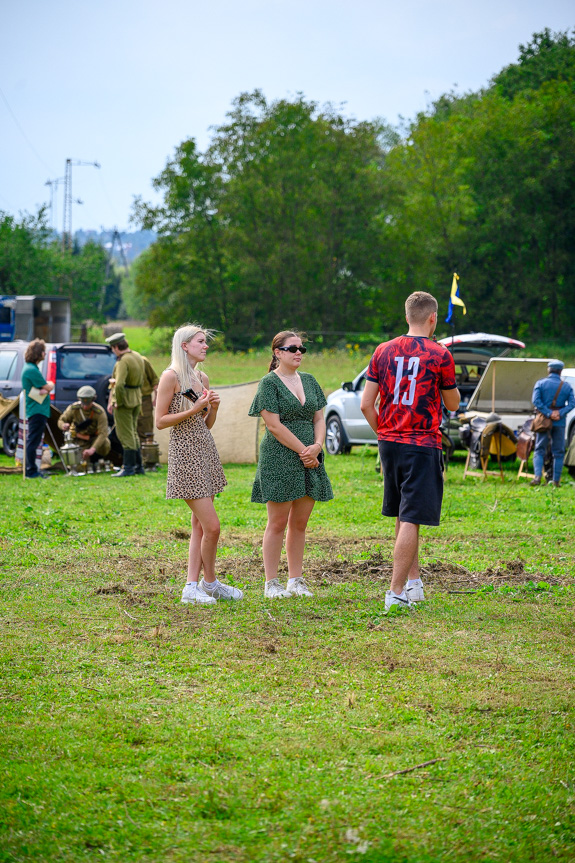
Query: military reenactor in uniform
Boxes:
[
  {"xmin": 105, "ymin": 332, "xmax": 145, "ymax": 477},
  {"xmin": 58, "ymin": 385, "xmax": 111, "ymax": 463},
  {"xmin": 138, "ymin": 355, "xmax": 159, "ymax": 443}
]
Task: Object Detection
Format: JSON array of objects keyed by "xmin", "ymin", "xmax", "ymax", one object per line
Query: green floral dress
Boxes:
[{"xmin": 249, "ymin": 372, "xmax": 334, "ymax": 504}]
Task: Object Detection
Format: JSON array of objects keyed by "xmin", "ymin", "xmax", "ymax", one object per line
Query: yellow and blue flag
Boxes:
[{"xmin": 445, "ymin": 273, "xmax": 466, "ymax": 324}]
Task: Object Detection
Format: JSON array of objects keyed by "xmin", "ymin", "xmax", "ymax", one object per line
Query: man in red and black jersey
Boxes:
[{"xmin": 361, "ymin": 291, "xmax": 460, "ymax": 609}]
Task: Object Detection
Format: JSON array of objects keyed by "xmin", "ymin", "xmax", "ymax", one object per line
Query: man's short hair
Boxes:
[{"xmin": 405, "ymin": 291, "xmax": 438, "ymax": 324}]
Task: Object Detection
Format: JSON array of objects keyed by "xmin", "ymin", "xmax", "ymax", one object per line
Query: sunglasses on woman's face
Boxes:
[{"xmin": 277, "ymin": 345, "xmax": 306, "ymax": 354}]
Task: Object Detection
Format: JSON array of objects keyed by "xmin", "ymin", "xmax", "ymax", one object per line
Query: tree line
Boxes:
[
  {"xmin": 1, "ymin": 30, "xmax": 573, "ymax": 347},
  {"xmin": 0, "ymin": 209, "xmax": 121, "ymax": 323},
  {"xmin": 131, "ymin": 29, "xmax": 574, "ymax": 347}
]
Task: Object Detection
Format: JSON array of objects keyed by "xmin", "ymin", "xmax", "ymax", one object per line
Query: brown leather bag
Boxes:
[
  {"xmin": 532, "ymin": 380, "xmax": 564, "ymax": 433},
  {"xmin": 532, "ymin": 412, "xmax": 552, "ymax": 432},
  {"xmin": 516, "ymin": 427, "xmax": 534, "ymax": 461}
]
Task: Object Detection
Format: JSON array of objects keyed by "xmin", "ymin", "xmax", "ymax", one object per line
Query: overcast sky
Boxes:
[{"xmin": 1, "ymin": 0, "xmax": 572, "ymax": 233}]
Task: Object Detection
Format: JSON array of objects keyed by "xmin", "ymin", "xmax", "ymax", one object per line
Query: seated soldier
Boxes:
[{"xmin": 58, "ymin": 385, "xmax": 111, "ymax": 463}]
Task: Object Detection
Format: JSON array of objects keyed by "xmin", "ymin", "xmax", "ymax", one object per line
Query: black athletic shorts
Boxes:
[{"xmin": 378, "ymin": 440, "xmax": 444, "ymax": 527}]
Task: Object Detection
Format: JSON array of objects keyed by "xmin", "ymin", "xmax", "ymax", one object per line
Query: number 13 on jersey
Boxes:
[{"xmin": 393, "ymin": 356, "xmax": 420, "ymax": 406}]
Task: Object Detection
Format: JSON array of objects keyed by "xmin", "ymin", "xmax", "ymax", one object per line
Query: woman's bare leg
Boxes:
[
  {"xmin": 285, "ymin": 496, "xmax": 315, "ymax": 579},
  {"xmin": 186, "ymin": 512, "xmax": 203, "ymax": 583},
  {"xmin": 184, "ymin": 497, "xmax": 220, "ymax": 584},
  {"xmin": 263, "ymin": 501, "xmax": 292, "ymax": 581}
]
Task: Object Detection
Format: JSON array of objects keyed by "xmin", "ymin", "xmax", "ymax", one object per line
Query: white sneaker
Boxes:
[
  {"xmin": 406, "ymin": 580, "xmax": 425, "ymax": 603},
  {"xmin": 264, "ymin": 578, "xmax": 290, "ymax": 598},
  {"xmin": 384, "ymin": 590, "xmax": 412, "ymax": 610},
  {"xmin": 285, "ymin": 577, "xmax": 313, "ymax": 597},
  {"xmin": 181, "ymin": 582, "xmax": 217, "ymax": 605},
  {"xmin": 199, "ymin": 578, "xmax": 244, "ymax": 601}
]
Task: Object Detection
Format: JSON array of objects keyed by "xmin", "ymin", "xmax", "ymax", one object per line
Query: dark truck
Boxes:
[{"xmin": 0, "ymin": 341, "xmax": 116, "ymax": 455}]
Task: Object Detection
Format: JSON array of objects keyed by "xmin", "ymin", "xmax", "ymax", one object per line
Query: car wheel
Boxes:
[
  {"xmin": 567, "ymin": 425, "xmax": 575, "ymax": 477},
  {"xmin": 325, "ymin": 415, "xmax": 351, "ymax": 455},
  {"xmin": 94, "ymin": 374, "xmax": 114, "ymax": 422},
  {"xmin": 2, "ymin": 413, "xmax": 19, "ymax": 457}
]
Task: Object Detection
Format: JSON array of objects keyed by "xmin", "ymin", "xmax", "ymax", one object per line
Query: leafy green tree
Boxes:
[
  {"xmin": 133, "ymin": 31, "xmax": 575, "ymax": 345},
  {"xmin": 132, "ymin": 93, "xmax": 390, "ymax": 346},
  {"xmin": 376, "ymin": 30, "xmax": 575, "ymax": 339},
  {"xmin": 0, "ymin": 210, "xmax": 114, "ymax": 324},
  {"xmin": 493, "ymin": 28, "xmax": 575, "ymax": 100},
  {"xmin": 0, "ymin": 209, "xmax": 55, "ymax": 294}
]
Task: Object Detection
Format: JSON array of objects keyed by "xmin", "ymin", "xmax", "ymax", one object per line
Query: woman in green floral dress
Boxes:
[{"xmin": 249, "ymin": 331, "xmax": 333, "ymax": 598}]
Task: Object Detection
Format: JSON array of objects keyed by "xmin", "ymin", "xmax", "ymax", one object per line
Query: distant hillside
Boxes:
[{"xmin": 74, "ymin": 229, "xmax": 156, "ymax": 263}]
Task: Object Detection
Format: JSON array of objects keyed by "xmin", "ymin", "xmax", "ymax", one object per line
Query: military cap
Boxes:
[
  {"xmin": 105, "ymin": 332, "xmax": 126, "ymax": 346},
  {"xmin": 77, "ymin": 385, "xmax": 97, "ymax": 399},
  {"xmin": 548, "ymin": 359, "xmax": 564, "ymax": 372}
]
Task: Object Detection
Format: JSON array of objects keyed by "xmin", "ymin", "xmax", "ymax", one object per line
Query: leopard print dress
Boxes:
[{"xmin": 165, "ymin": 374, "xmax": 227, "ymax": 500}]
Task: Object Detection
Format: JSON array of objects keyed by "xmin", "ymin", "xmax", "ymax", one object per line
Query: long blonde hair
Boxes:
[{"xmin": 167, "ymin": 323, "xmax": 213, "ymax": 391}]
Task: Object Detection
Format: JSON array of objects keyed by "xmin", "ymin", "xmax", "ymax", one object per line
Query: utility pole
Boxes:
[
  {"xmin": 62, "ymin": 158, "xmax": 100, "ymax": 250},
  {"xmin": 45, "ymin": 177, "xmax": 64, "ymax": 230},
  {"xmin": 100, "ymin": 227, "xmax": 130, "ymax": 314},
  {"xmin": 45, "ymin": 176, "xmax": 83, "ymax": 231}
]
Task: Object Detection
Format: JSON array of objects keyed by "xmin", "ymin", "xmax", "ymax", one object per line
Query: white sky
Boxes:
[{"xmin": 1, "ymin": 0, "xmax": 573, "ymax": 233}]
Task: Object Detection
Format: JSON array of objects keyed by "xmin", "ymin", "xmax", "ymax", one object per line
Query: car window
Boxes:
[
  {"xmin": 59, "ymin": 350, "xmax": 116, "ymax": 380},
  {"xmin": 0, "ymin": 350, "xmax": 18, "ymax": 379}
]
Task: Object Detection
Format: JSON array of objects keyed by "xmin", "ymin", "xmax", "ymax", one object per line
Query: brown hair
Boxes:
[
  {"xmin": 25, "ymin": 338, "xmax": 46, "ymax": 364},
  {"xmin": 268, "ymin": 330, "xmax": 306, "ymax": 372},
  {"xmin": 405, "ymin": 291, "xmax": 438, "ymax": 324},
  {"xmin": 115, "ymin": 338, "xmax": 129, "ymax": 351}
]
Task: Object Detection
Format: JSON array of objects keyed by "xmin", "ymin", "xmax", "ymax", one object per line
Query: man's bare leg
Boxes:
[
  {"xmin": 394, "ymin": 517, "xmax": 419, "ymax": 581},
  {"xmin": 390, "ymin": 520, "xmax": 420, "ymax": 595}
]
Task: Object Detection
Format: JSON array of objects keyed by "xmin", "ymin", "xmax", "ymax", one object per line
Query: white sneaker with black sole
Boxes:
[
  {"xmin": 384, "ymin": 590, "xmax": 412, "ymax": 610},
  {"xmin": 181, "ymin": 582, "xmax": 217, "ymax": 605},
  {"xmin": 199, "ymin": 578, "xmax": 244, "ymax": 601},
  {"xmin": 406, "ymin": 580, "xmax": 425, "ymax": 603},
  {"xmin": 264, "ymin": 578, "xmax": 290, "ymax": 598}
]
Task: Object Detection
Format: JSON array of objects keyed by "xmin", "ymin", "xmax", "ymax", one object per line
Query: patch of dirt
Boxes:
[
  {"xmin": 84, "ymin": 542, "xmax": 561, "ymax": 598},
  {"xmin": 94, "ymin": 584, "xmax": 131, "ymax": 595},
  {"xmin": 217, "ymin": 550, "xmax": 560, "ymax": 589}
]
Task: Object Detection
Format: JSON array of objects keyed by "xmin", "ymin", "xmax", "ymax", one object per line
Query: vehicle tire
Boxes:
[
  {"xmin": 2, "ymin": 413, "xmax": 18, "ymax": 457},
  {"xmin": 94, "ymin": 374, "xmax": 114, "ymax": 422},
  {"xmin": 567, "ymin": 425, "xmax": 575, "ymax": 477},
  {"xmin": 325, "ymin": 414, "xmax": 351, "ymax": 455}
]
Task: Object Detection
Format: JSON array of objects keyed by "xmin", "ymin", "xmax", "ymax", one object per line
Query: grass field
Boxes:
[{"xmin": 1, "ymin": 447, "xmax": 575, "ymax": 862}]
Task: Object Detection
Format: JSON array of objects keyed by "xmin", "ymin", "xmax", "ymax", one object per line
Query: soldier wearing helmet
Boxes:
[{"xmin": 57, "ymin": 385, "xmax": 111, "ymax": 462}]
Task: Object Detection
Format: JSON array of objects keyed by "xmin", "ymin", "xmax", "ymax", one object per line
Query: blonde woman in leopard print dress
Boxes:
[{"xmin": 155, "ymin": 324, "xmax": 243, "ymax": 606}]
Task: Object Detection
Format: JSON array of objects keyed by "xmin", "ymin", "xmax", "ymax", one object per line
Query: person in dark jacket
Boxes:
[{"xmin": 531, "ymin": 360, "xmax": 575, "ymax": 488}]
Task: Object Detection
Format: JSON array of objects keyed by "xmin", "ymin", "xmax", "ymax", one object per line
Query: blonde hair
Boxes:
[
  {"xmin": 167, "ymin": 323, "xmax": 213, "ymax": 390},
  {"xmin": 405, "ymin": 291, "xmax": 438, "ymax": 324}
]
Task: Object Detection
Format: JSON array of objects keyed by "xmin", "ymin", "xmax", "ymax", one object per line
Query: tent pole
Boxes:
[{"xmin": 491, "ymin": 363, "xmax": 496, "ymax": 414}]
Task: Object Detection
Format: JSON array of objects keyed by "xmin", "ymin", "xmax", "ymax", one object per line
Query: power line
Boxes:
[{"xmin": 0, "ymin": 85, "xmax": 54, "ymax": 175}]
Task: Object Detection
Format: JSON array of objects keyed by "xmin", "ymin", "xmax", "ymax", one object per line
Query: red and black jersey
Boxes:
[{"xmin": 366, "ymin": 336, "xmax": 457, "ymax": 448}]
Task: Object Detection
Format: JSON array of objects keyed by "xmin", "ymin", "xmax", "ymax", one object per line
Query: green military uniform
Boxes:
[
  {"xmin": 111, "ymin": 349, "xmax": 145, "ymax": 451},
  {"xmin": 137, "ymin": 355, "xmax": 159, "ymax": 442},
  {"xmin": 57, "ymin": 401, "xmax": 111, "ymax": 457}
]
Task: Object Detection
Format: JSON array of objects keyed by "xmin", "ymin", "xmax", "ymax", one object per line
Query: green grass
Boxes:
[{"xmin": 1, "ymin": 451, "xmax": 575, "ymax": 862}]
